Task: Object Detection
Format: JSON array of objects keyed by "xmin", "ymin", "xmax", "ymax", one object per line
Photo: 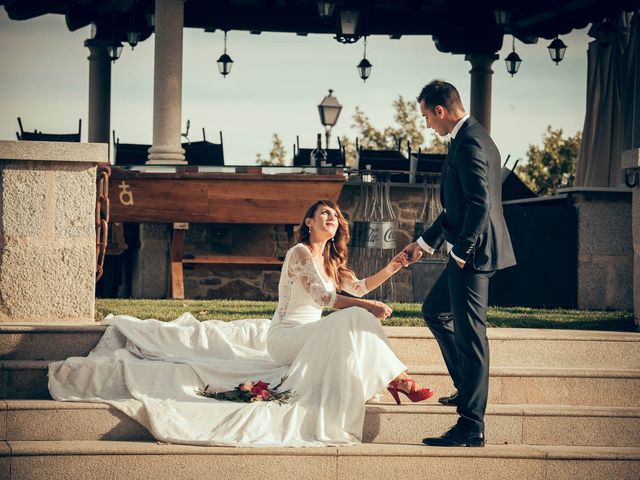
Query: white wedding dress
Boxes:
[{"xmin": 48, "ymin": 243, "xmax": 408, "ymax": 446}]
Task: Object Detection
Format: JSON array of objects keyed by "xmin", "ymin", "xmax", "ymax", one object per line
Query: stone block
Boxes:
[
  {"xmin": 54, "ymin": 166, "xmax": 96, "ymax": 239},
  {"xmin": 522, "ymin": 415, "xmax": 640, "ymax": 447},
  {"xmin": 0, "ymin": 164, "xmax": 46, "ymax": 238},
  {"xmin": 0, "ymin": 244, "xmax": 95, "ymax": 322},
  {"xmin": 578, "ymin": 258, "xmax": 633, "ymax": 310},
  {"xmin": 546, "ymin": 459, "xmax": 640, "ymax": 480},
  {"xmin": 131, "ymin": 224, "xmax": 170, "ymax": 299},
  {"xmin": 635, "ymin": 250, "xmax": 640, "ymax": 330},
  {"xmin": 575, "ymin": 194, "xmax": 632, "ymax": 257},
  {"xmin": 139, "ymin": 223, "xmax": 170, "ymax": 242},
  {"xmin": 6, "ymin": 405, "xmax": 153, "ymax": 441},
  {"xmin": 0, "ymin": 402, "xmax": 5, "ymax": 441},
  {"xmin": 0, "ymin": 457, "xmax": 8, "ymax": 480},
  {"xmin": 10, "ymin": 449, "xmax": 338, "ymax": 480},
  {"xmin": 207, "ymin": 279, "xmax": 268, "ymax": 300},
  {"xmin": 577, "ymin": 261, "xmax": 608, "ymax": 310},
  {"xmin": 263, "ymin": 271, "xmax": 281, "ymax": 293},
  {"xmin": 499, "ymin": 376, "xmax": 640, "ymax": 407},
  {"xmin": 337, "ymin": 453, "xmax": 543, "ymax": 480},
  {"xmin": 610, "ymin": 258, "xmax": 634, "ymax": 310}
]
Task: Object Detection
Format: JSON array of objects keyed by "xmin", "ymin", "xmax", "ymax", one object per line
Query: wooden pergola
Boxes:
[{"xmin": 3, "ymin": 0, "xmax": 637, "ymax": 163}]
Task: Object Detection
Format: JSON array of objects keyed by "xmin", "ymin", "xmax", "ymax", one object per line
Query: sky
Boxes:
[{"xmin": 0, "ymin": 9, "xmax": 591, "ymax": 166}]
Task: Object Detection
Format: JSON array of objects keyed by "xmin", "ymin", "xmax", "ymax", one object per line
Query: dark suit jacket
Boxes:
[{"xmin": 420, "ymin": 117, "xmax": 516, "ymax": 272}]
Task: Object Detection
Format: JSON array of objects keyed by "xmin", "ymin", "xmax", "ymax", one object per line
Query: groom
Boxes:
[{"xmin": 402, "ymin": 80, "xmax": 516, "ymax": 447}]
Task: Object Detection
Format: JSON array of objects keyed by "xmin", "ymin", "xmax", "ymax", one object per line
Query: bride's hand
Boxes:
[
  {"xmin": 368, "ymin": 301, "xmax": 392, "ymax": 320},
  {"xmin": 387, "ymin": 252, "xmax": 409, "ymax": 273}
]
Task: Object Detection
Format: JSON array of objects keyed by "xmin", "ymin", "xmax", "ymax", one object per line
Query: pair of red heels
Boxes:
[{"xmin": 387, "ymin": 378, "xmax": 434, "ymax": 405}]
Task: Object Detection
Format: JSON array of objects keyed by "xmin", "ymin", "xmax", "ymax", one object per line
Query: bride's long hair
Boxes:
[{"xmin": 297, "ymin": 200, "xmax": 355, "ymax": 290}]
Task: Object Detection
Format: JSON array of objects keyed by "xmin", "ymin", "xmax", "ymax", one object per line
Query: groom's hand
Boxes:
[{"xmin": 400, "ymin": 242, "xmax": 423, "ymax": 266}]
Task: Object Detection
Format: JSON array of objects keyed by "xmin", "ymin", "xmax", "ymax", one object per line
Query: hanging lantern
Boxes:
[
  {"xmin": 357, "ymin": 37, "xmax": 372, "ymax": 81},
  {"xmin": 547, "ymin": 37, "xmax": 567, "ymax": 64},
  {"xmin": 317, "ymin": 1, "xmax": 335, "ymax": 18},
  {"xmin": 493, "ymin": 10, "xmax": 511, "ymax": 26},
  {"xmin": 505, "ymin": 36, "xmax": 521, "ymax": 76},
  {"xmin": 107, "ymin": 41, "xmax": 123, "ymax": 62},
  {"xmin": 336, "ymin": 9, "xmax": 360, "ymax": 43},
  {"xmin": 127, "ymin": 31, "xmax": 140, "ymax": 49},
  {"xmin": 217, "ymin": 31, "xmax": 234, "ymax": 77}
]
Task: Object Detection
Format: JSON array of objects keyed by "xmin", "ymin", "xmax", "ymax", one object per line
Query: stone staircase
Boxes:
[{"xmin": 1, "ymin": 324, "xmax": 639, "ymax": 479}]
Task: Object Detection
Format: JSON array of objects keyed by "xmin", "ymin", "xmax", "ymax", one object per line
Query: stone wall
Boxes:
[
  {"xmin": 0, "ymin": 141, "xmax": 106, "ymax": 323},
  {"xmin": 571, "ymin": 189, "xmax": 633, "ymax": 311}
]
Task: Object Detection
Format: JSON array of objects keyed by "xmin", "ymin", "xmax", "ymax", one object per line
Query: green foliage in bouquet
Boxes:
[{"xmin": 197, "ymin": 376, "xmax": 295, "ymax": 405}]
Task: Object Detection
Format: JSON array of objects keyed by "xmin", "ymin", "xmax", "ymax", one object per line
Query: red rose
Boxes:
[
  {"xmin": 251, "ymin": 386, "xmax": 262, "ymax": 396},
  {"xmin": 260, "ymin": 389, "xmax": 270, "ymax": 400},
  {"xmin": 254, "ymin": 381, "xmax": 269, "ymax": 390}
]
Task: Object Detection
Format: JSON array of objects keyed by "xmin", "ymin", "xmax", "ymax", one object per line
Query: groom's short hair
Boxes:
[{"xmin": 417, "ymin": 80, "xmax": 464, "ymax": 112}]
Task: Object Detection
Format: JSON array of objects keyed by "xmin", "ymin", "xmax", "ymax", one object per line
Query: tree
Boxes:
[
  {"xmin": 256, "ymin": 133, "xmax": 287, "ymax": 166},
  {"xmin": 257, "ymin": 95, "xmax": 447, "ymax": 168},
  {"xmin": 351, "ymin": 95, "xmax": 447, "ymax": 154},
  {"xmin": 341, "ymin": 95, "xmax": 447, "ymax": 166},
  {"xmin": 516, "ymin": 126, "xmax": 582, "ymax": 196}
]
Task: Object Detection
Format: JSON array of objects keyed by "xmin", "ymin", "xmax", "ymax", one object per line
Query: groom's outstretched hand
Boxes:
[{"xmin": 400, "ymin": 242, "xmax": 424, "ymax": 266}]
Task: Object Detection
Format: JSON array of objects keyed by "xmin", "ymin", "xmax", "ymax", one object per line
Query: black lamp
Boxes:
[
  {"xmin": 505, "ymin": 37, "xmax": 521, "ymax": 76},
  {"xmin": 357, "ymin": 37, "xmax": 372, "ymax": 81},
  {"xmin": 493, "ymin": 10, "xmax": 511, "ymax": 26},
  {"xmin": 107, "ymin": 41, "xmax": 123, "ymax": 62},
  {"xmin": 217, "ymin": 31, "xmax": 234, "ymax": 77},
  {"xmin": 547, "ymin": 37, "xmax": 567, "ymax": 64},
  {"xmin": 127, "ymin": 31, "xmax": 140, "ymax": 49},
  {"xmin": 336, "ymin": 9, "xmax": 360, "ymax": 43},
  {"xmin": 318, "ymin": 89, "xmax": 343, "ymax": 148},
  {"xmin": 317, "ymin": 1, "xmax": 336, "ymax": 18}
]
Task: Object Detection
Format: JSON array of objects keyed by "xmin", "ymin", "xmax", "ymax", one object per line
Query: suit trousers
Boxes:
[{"xmin": 421, "ymin": 258, "xmax": 495, "ymax": 434}]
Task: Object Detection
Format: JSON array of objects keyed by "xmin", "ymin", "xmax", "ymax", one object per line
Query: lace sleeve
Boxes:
[
  {"xmin": 340, "ymin": 272, "xmax": 369, "ymax": 298},
  {"xmin": 287, "ymin": 245, "xmax": 337, "ymax": 307}
]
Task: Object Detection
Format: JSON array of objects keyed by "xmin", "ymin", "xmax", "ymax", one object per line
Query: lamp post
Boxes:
[{"xmin": 317, "ymin": 89, "xmax": 342, "ymax": 149}]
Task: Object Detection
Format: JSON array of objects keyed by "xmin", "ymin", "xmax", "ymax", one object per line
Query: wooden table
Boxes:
[{"xmin": 108, "ymin": 168, "xmax": 345, "ymax": 298}]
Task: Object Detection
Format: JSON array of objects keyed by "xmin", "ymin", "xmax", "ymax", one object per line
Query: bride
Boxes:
[{"xmin": 49, "ymin": 199, "xmax": 433, "ymax": 447}]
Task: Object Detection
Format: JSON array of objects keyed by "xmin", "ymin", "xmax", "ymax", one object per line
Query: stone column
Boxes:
[
  {"xmin": 131, "ymin": 224, "xmax": 171, "ymax": 298},
  {"xmin": 147, "ymin": 0, "xmax": 186, "ymax": 165},
  {"xmin": 0, "ymin": 141, "xmax": 107, "ymax": 323},
  {"xmin": 622, "ymin": 148, "xmax": 640, "ymax": 330},
  {"xmin": 85, "ymin": 39, "xmax": 112, "ymax": 145},
  {"xmin": 464, "ymin": 53, "xmax": 499, "ymax": 133}
]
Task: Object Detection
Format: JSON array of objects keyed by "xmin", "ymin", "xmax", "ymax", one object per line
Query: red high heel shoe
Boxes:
[{"xmin": 387, "ymin": 378, "xmax": 434, "ymax": 405}]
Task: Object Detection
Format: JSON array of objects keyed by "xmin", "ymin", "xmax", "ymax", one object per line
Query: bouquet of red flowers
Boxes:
[{"xmin": 196, "ymin": 376, "xmax": 295, "ymax": 405}]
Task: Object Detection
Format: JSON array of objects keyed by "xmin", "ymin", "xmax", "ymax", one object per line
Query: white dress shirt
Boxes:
[{"xmin": 417, "ymin": 115, "xmax": 470, "ymax": 265}]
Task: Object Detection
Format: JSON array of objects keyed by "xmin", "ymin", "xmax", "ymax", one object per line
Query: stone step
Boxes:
[
  {"xmin": 0, "ymin": 440, "xmax": 638, "ymax": 480},
  {"xmin": 2, "ymin": 400, "xmax": 639, "ymax": 448},
  {"xmin": 386, "ymin": 327, "xmax": 640, "ymax": 370},
  {"xmin": 2, "ymin": 360, "xmax": 639, "ymax": 408},
  {"xmin": 2, "ymin": 324, "xmax": 640, "ymax": 369}
]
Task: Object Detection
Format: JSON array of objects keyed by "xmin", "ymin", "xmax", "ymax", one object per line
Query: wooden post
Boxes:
[{"xmin": 170, "ymin": 222, "xmax": 189, "ymax": 299}]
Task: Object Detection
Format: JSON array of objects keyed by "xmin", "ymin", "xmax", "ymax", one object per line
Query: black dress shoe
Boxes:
[
  {"xmin": 422, "ymin": 425, "xmax": 485, "ymax": 447},
  {"xmin": 438, "ymin": 390, "xmax": 459, "ymax": 406}
]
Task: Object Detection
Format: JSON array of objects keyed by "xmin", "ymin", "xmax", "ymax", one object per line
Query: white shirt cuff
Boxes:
[
  {"xmin": 416, "ymin": 237, "xmax": 435, "ymax": 255},
  {"xmin": 450, "ymin": 250, "xmax": 465, "ymax": 265}
]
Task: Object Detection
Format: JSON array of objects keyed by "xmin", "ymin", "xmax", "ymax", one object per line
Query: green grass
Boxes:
[{"xmin": 96, "ymin": 299, "xmax": 636, "ymax": 332}]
